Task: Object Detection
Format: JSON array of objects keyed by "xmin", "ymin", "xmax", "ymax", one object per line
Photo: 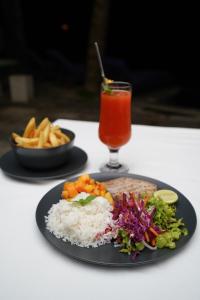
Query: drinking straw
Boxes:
[{"xmin": 94, "ymin": 41, "xmax": 106, "ymax": 82}]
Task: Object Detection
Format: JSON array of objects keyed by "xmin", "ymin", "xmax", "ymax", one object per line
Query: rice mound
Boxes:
[{"xmin": 45, "ymin": 193, "xmax": 115, "ymax": 247}]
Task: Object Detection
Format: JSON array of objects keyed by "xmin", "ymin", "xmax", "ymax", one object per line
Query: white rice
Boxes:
[{"xmin": 45, "ymin": 192, "xmax": 115, "ymax": 247}]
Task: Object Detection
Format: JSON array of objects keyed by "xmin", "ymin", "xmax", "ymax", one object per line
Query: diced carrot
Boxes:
[
  {"xmin": 64, "ymin": 182, "xmax": 72, "ymax": 189},
  {"xmin": 93, "ymin": 188, "xmax": 100, "ymax": 196},
  {"xmin": 151, "ymin": 239, "xmax": 156, "ymax": 246},
  {"xmin": 89, "ymin": 178, "xmax": 95, "ymax": 185},
  {"xmin": 63, "ymin": 182, "xmax": 71, "ymax": 190},
  {"xmin": 98, "ymin": 183, "xmax": 105, "ymax": 191},
  {"xmin": 66, "ymin": 183, "xmax": 78, "ymax": 198},
  {"xmin": 79, "ymin": 174, "xmax": 90, "ymax": 183},
  {"xmin": 84, "ymin": 184, "xmax": 94, "ymax": 193},
  {"xmin": 75, "ymin": 181, "xmax": 85, "ymax": 192},
  {"xmin": 100, "ymin": 190, "xmax": 106, "ymax": 197},
  {"xmin": 61, "ymin": 190, "xmax": 69, "ymax": 199}
]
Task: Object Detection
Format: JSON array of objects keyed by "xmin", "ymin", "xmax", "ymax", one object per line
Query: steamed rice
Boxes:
[{"xmin": 45, "ymin": 192, "xmax": 115, "ymax": 247}]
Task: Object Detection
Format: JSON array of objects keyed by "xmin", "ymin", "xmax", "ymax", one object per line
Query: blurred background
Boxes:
[{"xmin": 0, "ymin": 0, "xmax": 200, "ymax": 155}]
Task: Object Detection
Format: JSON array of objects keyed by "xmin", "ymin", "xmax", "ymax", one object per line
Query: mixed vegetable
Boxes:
[
  {"xmin": 112, "ymin": 192, "xmax": 188, "ymax": 258},
  {"xmin": 61, "ymin": 174, "xmax": 113, "ymax": 205}
]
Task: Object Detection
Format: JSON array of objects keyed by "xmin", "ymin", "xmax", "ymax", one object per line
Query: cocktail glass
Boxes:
[{"xmin": 99, "ymin": 81, "xmax": 132, "ymax": 172}]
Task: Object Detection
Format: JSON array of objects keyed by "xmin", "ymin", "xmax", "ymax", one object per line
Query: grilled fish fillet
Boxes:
[{"xmin": 103, "ymin": 177, "xmax": 157, "ymax": 197}]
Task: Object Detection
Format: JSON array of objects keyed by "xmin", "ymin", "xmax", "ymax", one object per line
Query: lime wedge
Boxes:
[
  {"xmin": 104, "ymin": 78, "xmax": 114, "ymax": 84},
  {"xmin": 154, "ymin": 189, "xmax": 178, "ymax": 204}
]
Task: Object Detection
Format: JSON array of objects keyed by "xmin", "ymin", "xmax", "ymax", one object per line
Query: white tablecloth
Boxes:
[{"xmin": 0, "ymin": 119, "xmax": 199, "ymax": 300}]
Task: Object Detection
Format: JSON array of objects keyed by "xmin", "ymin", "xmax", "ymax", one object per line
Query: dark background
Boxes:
[
  {"xmin": 0, "ymin": 0, "xmax": 200, "ymax": 140},
  {"xmin": 1, "ymin": 1, "xmax": 199, "ymax": 89}
]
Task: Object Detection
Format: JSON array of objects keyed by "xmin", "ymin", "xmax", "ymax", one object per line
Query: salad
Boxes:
[{"xmin": 112, "ymin": 192, "xmax": 188, "ymax": 258}]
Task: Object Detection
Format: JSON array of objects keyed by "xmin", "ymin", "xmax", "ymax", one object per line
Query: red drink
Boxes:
[{"xmin": 99, "ymin": 89, "xmax": 132, "ymax": 149}]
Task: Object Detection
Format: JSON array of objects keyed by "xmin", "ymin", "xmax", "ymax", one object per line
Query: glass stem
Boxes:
[{"xmin": 107, "ymin": 148, "xmax": 121, "ymax": 169}]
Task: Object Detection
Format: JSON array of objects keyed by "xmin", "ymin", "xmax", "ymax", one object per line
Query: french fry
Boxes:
[
  {"xmin": 12, "ymin": 118, "xmax": 71, "ymax": 149},
  {"xmin": 60, "ymin": 136, "xmax": 66, "ymax": 145},
  {"xmin": 44, "ymin": 142, "xmax": 51, "ymax": 148},
  {"xmin": 37, "ymin": 131, "xmax": 45, "ymax": 148},
  {"xmin": 34, "ymin": 118, "xmax": 50, "ymax": 137},
  {"xmin": 51, "ymin": 125, "xmax": 60, "ymax": 132},
  {"xmin": 15, "ymin": 136, "xmax": 39, "ymax": 147},
  {"xmin": 12, "ymin": 132, "xmax": 20, "ymax": 141},
  {"xmin": 23, "ymin": 117, "xmax": 36, "ymax": 138},
  {"xmin": 54, "ymin": 129, "xmax": 62, "ymax": 138},
  {"xmin": 62, "ymin": 133, "xmax": 70, "ymax": 143},
  {"xmin": 49, "ymin": 132, "xmax": 59, "ymax": 147},
  {"xmin": 54, "ymin": 130, "xmax": 70, "ymax": 143},
  {"xmin": 43, "ymin": 123, "xmax": 50, "ymax": 144},
  {"xmin": 18, "ymin": 144, "xmax": 36, "ymax": 149}
]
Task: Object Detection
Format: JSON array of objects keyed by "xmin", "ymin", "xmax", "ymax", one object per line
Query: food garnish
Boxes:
[
  {"xmin": 154, "ymin": 189, "xmax": 178, "ymax": 204},
  {"xmin": 73, "ymin": 195, "xmax": 96, "ymax": 206},
  {"xmin": 12, "ymin": 117, "xmax": 70, "ymax": 149},
  {"xmin": 104, "ymin": 78, "xmax": 113, "ymax": 84},
  {"xmin": 102, "ymin": 78, "xmax": 114, "ymax": 94}
]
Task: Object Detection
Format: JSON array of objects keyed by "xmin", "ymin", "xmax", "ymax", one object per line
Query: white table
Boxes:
[{"xmin": 0, "ymin": 119, "xmax": 199, "ymax": 300}]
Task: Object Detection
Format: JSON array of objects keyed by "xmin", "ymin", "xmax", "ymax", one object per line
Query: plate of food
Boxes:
[
  {"xmin": 0, "ymin": 118, "xmax": 88, "ymax": 180},
  {"xmin": 36, "ymin": 173, "xmax": 197, "ymax": 267}
]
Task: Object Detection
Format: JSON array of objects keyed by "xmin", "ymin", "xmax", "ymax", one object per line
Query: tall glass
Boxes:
[{"xmin": 99, "ymin": 81, "xmax": 132, "ymax": 172}]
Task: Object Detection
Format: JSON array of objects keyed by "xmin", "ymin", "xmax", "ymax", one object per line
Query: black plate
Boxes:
[
  {"xmin": 0, "ymin": 147, "xmax": 87, "ymax": 181},
  {"xmin": 36, "ymin": 173, "xmax": 197, "ymax": 267}
]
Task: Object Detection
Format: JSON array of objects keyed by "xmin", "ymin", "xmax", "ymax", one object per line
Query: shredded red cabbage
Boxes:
[{"xmin": 112, "ymin": 193, "xmax": 160, "ymax": 247}]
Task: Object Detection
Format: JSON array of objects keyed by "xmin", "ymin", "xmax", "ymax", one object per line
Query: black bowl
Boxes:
[{"xmin": 10, "ymin": 128, "xmax": 75, "ymax": 170}]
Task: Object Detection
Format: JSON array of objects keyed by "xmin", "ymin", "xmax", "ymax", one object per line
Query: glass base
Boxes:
[{"xmin": 99, "ymin": 162, "xmax": 129, "ymax": 173}]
